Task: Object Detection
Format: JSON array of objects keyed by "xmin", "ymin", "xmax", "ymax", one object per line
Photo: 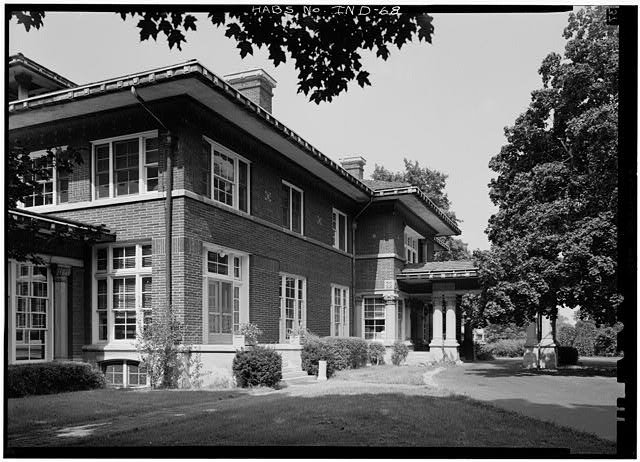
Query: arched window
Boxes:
[{"xmin": 101, "ymin": 360, "xmax": 147, "ymax": 387}]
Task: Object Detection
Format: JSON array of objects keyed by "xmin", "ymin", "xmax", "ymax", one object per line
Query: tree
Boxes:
[
  {"xmin": 11, "ymin": 7, "xmax": 435, "ymax": 104},
  {"xmin": 481, "ymin": 7, "xmax": 620, "ymax": 327},
  {"xmin": 372, "ymin": 159, "xmax": 472, "ymax": 261}
]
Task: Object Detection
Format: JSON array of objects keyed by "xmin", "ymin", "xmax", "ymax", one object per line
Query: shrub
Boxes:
[
  {"xmin": 7, "ymin": 362, "xmax": 106, "ymax": 398},
  {"xmin": 557, "ymin": 346, "xmax": 579, "ymax": 366},
  {"xmin": 238, "ymin": 323, "xmax": 263, "ymax": 346},
  {"xmin": 202, "ymin": 366, "xmax": 237, "ymax": 389},
  {"xmin": 484, "ymin": 323, "xmax": 527, "ymax": 343},
  {"xmin": 300, "ymin": 337, "xmax": 338, "ymax": 378},
  {"xmin": 232, "ymin": 346, "xmax": 282, "ymax": 388},
  {"xmin": 391, "ymin": 341, "xmax": 409, "ymax": 366},
  {"xmin": 368, "ymin": 342, "xmax": 386, "ymax": 365},
  {"xmin": 557, "ymin": 325, "xmax": 577, "ymax": 347},
  {"xmin": 594, "ymin": 326, "xmax": 620, "ymax": 356},
  {"xmin": 573, "ymin": 320, "xmax": 596, "ymax": 356},
  {"xmin": 324, "ymin": 337, "xmax": 368, "ymax": 370},
  {"xmin": 483, "ymin": 339, "xmax": 525, "ymax": 358},
  {"xmin": 475, "ymin": 343, "xmax": 494, "ymax": 361}
]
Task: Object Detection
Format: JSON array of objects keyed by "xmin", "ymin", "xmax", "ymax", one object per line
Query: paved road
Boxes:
[{"xmin": 433, "ymin": 358, "xmax": 624, "ymax": 442}]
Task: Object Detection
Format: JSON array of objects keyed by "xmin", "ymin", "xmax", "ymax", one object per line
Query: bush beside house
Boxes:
[
  {"xmin": 7, "ymin": 362, "xmax": 106, "ymax": 398},
  {"xmin": 557, "ymin": 321, "xmax": 623, "ymax": 357},
  {"xmin": 232, "ymin": 346, "xmax": 282, "ymax": 388}
]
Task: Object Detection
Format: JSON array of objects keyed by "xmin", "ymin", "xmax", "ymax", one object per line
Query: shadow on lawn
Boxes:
[
  {"xmin": 469, "ymin": 360, "xmax": 617, "ymax": 378},
  {"xmin": 479, "ymin": 397, "xmax": 618, "ymax": 444}
]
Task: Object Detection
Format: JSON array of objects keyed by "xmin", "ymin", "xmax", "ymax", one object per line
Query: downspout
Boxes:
[
  {"xmin": 352, "ymin": 197, "xmax": 373, "ymax": 337},
  {"xmin": 130, "ymin": 87, "xmax": 174, "ymax": 311}
]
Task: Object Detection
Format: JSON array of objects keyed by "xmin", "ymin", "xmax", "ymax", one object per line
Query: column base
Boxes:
[
  {"xmin": 428, "ymin": 340, "xmax": 460, "ymax": 362},
  {"xmin": 523, "ymin": 344, "xmax": 557, "ymax": 369}
]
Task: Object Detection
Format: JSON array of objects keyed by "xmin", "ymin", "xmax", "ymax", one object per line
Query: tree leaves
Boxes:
[
  {"xmin": 481, "ymin": 6, "xmax": 620, "ymax": 327},
  {"xmin": 10, "ymin": 11, "xmax": 45, "ymax": 32}
]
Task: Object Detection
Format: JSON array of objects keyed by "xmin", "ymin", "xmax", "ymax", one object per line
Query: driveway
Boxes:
[{"xmin": 433, "ymin": 358, "xmax": 624, "ymax": 442}]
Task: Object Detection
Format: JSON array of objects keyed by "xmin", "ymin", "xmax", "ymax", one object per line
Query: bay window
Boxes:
[
  {"xmin": 203, "ymin": 246, "xmax": 249, "ymax": 344},
  {"xmin": 331, "ymin": 285, "xmax": 349, "ymax": 337},
  {"xmin": 364, "ymin": 297, "xmax": 386, "ymax": 340},
  {"xmin": 280, "ymin": 274, "xmax": 306, "ymax": 341},
  {"xmin": 92, "ymin": 130, "xmax": 159, "ymax": 200},
  {"xmin": 203, "ymin": 136, "xmax": 250, "ymax": 213},
  {"xmin": 282, "ymin": 181, "xmax": 303, "ymax": 234},
  {"xmin": 332, "ymin": 209, "xmax": 347, "ymax": 251},
  {"xmin": 93, "ymin": 243, "xmax": 152, "ymax": 343}
]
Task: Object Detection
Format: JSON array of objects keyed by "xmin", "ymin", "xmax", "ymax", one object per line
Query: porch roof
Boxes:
[
  {"xmin": 398, "ymin": 260, "xmax": 478, "ymax": 280},
  {"xmin": 9, "ymin": 208, "xmax": 115, "ymax": 242}
]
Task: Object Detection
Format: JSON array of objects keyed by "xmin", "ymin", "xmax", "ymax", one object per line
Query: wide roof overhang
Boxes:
[
  {"xmin": 9, "ymin": 60, "xmax": 372, "ymax": 203},
  {"xmin": 372, "ymin": 187, "xmax": 461, "ymax": 237}
]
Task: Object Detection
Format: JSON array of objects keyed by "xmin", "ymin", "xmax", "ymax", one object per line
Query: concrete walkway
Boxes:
[{"xmin": 432, "ymin": 358, "xmax": 624, "ymax": 442}]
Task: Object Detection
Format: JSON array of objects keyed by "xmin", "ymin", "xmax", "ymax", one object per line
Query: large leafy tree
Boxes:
[
  {"xmin": 481, "ymin": 6, "xmax": 620, "ymax": 327},
  {"xmin": 372, "ymin": 159, "xmax": 472, "ymax": 261},
  {"xmin": 11, "ymin": 8, "xmax": 434, "ymax": 104}
]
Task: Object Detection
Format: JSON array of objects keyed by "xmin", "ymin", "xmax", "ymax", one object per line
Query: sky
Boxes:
[{"xmin": 8, "ymin": 8, "xmax": 573, "ymax": 251}]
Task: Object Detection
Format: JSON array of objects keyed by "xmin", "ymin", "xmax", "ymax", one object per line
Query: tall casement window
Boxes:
[
  {"xmin": 22, "ymin": 149, "xmax": 70, "ymax": 207},
  {"xmin": 363, "ymin": 297, "xmax": 386, "ymax": 340},
  {"xmin": 202, "ymin": 137, "xmax": 250, "ymax": 213},
  {"xmin": 9, "ymin": 262, "xmax": 52, "ymax": 362},
  {"xmin": 92, "ymin": 130, "xmax": 159, "ymax": 200},
  {"xmin": 281, "ymin": 181, "xmax": 303, "ymax": 234},
  {"xmin": 203, "ymin": 246, "xmax": 249, "ymax": 344},
  {"xmin": 404, "ymin": 226, "xmax": 422, "ymax": 264},
  {"xmin": 330, "ymin": 285, "xmax": 349, "ymax": 337},
  {"xmin": 279, "ymin": 274, "xmax": 306, "ymax": 341},
  {"xmin": 332, "ymin": 209, "xmax": 348, "ymax": 251},
  {"xmin": 93, "ymin": 244, "xmax": 153, "ymax": 343}
]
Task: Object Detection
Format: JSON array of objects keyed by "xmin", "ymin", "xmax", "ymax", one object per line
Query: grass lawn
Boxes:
[
  {"xmin": 7, "ymin": 387, "xmax": 615, "ymax": 454},
  {"xmin": 333, "ymin": 364, "xmax": 431, "ymax": 385}
]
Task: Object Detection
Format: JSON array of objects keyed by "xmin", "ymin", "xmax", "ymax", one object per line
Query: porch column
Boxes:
[
  {"xmin": 383, "ymin": 294, "xmax": 398, "ymax": 345},
  {"xmin": 443, "ymin": 294, "xmax": 460, "ymax": 361},
  {"xmin": 429, "ymin": 296, "xmax": 444, "ymax": 349},
  {"xmin": 523, "ymin": 313, "xmax": 557, "ymax": 369},
  {"xmin": 53, "ymin": 264, "xmax": 72, "ymax": 360}
]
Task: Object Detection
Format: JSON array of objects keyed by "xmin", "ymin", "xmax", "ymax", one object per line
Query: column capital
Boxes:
[
  {"xmin": 53, "ymin": 264, "xmax": 72, "ymax": 282},
  {"xmin": 383, "ymin": 294, "xmax": 398, "ymax": 303}
]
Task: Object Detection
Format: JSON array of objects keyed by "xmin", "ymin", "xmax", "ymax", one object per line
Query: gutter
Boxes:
[
  {"xmin": 131, "ymin": 87, "xmax": 175, "ymax": 311},
  {"xmin": 351, "ymin": 197, "xmax": 374, "ymax": 336}
]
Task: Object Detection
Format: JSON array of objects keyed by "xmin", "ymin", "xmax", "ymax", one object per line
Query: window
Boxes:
[
  {"xmin": 203, "ymin": 247, "xmax": 248, "ymax": 344},
  {"xmin": 22, "ymin": 149, "xmax": 70, "ymax": 207},
  {"xmin": 92, "ymin": 131, "xmax": 159, "ymax": 200},
  {"xmin": 279, "ymin": 274, "xmax": 306, "ymax": 341},
  {"xmin": 332, "ymin": 209, "xmax": 348, "ymax": 251},
  {"xmin": 282, "ymin": 181, "xmax": 303, "ymax": 234},
  {"xmin": 203, "ymin": 137, "xmax": 250, "ymax": 212},
  {"xmin": 12, "ymin": 263, "xmax": 51, "ymax": 361},
  {"xmin": 404, "ymin": 226, "xmax": 422, "ymax": 264},
  {"xmin": 102, "ymin": 360, "xmax": 147, "ymax": 387},
  {"xmin": 331, "ymin": 285, "xmax": 349, "ymax": 337},
  {"xmin": 93, "ymin": 244, "xmax": 152, "ymax": 343},
  {"xmin": 364, "ymin": 297, "xmax": 385, "ymax": 340}
]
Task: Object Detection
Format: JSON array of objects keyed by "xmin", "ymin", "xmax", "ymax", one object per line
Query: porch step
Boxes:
[{"xmin": 282, "ymin": 365, "xmax": 315, "ymax": 383}]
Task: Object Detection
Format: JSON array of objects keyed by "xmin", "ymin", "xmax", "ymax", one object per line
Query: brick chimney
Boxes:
[
  {"xmin": 224, "ymin": 69, "xmax": 277, "ymax": 113},
  {"xmin": 340, "ymin": 156, "xmax": 367, "ymax": 180}
]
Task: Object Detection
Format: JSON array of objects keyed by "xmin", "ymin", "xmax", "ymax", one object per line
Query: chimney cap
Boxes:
[
  {"xmin": 339, "ymin": 156, "xmax": 366, "ymax": 166},
  {"xmin": 223, "ymin": 68, "xmax": 277, "ymax": 89}
]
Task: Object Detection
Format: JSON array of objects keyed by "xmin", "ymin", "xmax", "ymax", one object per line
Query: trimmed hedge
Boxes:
[
  {"xmin": 232, "ymin": 346, "xmax": 282, "ymax": 388},
  {"xmin": 7, "ymin": 362, "xmax": 106, "ymax": 398},
  {"xmin": 301, "ymin": 337, "xmax": 369, "ymax": 378},
  {"xmin": 557, "ymin": 346, "xmax": 579, "ymax": 366},
  {"xmin": 368, "ymin": 342, "xmax": 386, "ymax": 365},
  {"xmin": 391, "ymin": 341, "xmax": 409, "ymax": 366}
]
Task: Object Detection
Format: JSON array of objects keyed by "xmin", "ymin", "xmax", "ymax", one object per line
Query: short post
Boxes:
[{"xmin": 317, "ymin": 360, "xmax": 327, "ymax": 381}]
